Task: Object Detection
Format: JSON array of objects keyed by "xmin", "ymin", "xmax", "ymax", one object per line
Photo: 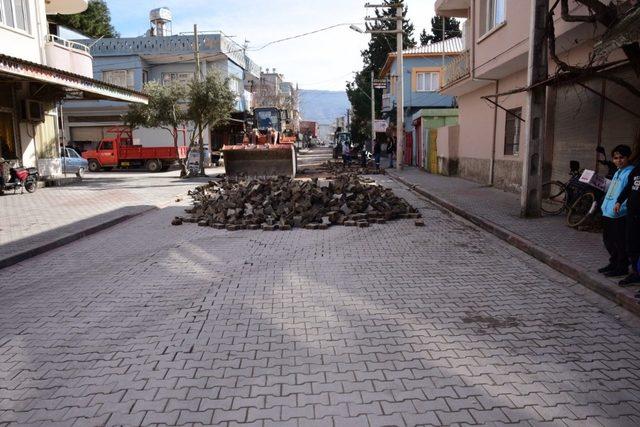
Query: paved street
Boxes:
[
  {"xmin": 0, "ymin": 167, "xmax": 218, "ymax": 265},
  {"xmin": 1, "ymin": 173, "xmax": 640, "ymax": 426}
]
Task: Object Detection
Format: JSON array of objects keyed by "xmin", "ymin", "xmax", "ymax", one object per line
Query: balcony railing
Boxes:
[
  {"xmin": 44, "ymin": 34, "xmax": 93, "ymax": 77},
  {"xmin": 442, "ymin": 49, "xmax": 470, "ymax": 88}
]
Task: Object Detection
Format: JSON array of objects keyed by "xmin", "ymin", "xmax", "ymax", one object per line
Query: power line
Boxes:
[{"xmin": 86, "ymin": 22, "xmax": 364, "ymax": 72}]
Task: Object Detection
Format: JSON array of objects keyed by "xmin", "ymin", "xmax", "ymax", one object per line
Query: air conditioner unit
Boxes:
[{"xmin": 24, "ymin": 100, "xmax": 44, "ymax": 122}]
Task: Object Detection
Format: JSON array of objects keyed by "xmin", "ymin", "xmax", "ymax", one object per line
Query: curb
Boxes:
[
  {"xmin": 0, "ymin": 206, "xmax": 158, "ymax": 270},
  {"xmin": 387, "ymin": 171, "xmax": 640, "ymax": 317}
]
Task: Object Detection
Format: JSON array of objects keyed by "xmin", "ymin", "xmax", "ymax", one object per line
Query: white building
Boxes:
[{"xmin": 0, "ymin": 0, "xmax": 147, "ymax": 178}]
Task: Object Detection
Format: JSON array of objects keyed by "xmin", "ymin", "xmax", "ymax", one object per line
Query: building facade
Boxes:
[
  {"xmin": 62, "ymin": 11, "xmax": 260, "ymax": 152},
  {"xmin": 436, "ymin": 0, "xmax": 640, "ymax": 192},
  {"xmin": 252, "ymin": 69, "xmax": 300, "ymax": 135},
  {"xmin": 379, "ymin": 38, "xmax": 463, "ymax": 167},
  {"xmin": 0, "ymin": 0, "xmax": 146, "ymax": 178}
]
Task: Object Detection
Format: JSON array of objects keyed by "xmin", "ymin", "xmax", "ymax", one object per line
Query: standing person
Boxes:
[
  {"xmin": 387, "ymin": 137, "xmax": 396, "ymax": 168},
  {"xmin": 373, "ymin": 138, "xmax": 381, "ymax": 169},
  {"xmin": 599, "ymin": 145, "xmax": 635, "ymax": 278},
  {"xmin": 342, "ymin": 140, "xmax": 351, "ymax": 166},
  {"xmin": 0, "ymin": 157, "xmax": 6, "ymax": 195},
  {"xmin": 614, "ymin": 159, "xmax": 640, "ymax": 286}
]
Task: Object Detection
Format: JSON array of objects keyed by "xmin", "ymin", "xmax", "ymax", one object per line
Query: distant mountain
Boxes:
[{"xmin": 299, "ymin": 90, "xmax": 350, "ymax": 125}]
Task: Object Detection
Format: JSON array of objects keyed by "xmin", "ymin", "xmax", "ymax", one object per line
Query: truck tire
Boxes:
[
  {"xmin": 88, "ymin": 159, "xmax": 101, "ymax": 172},
  {"xmin": 146, "ymin": 159, "xmax": 162, "ymax": 172}
]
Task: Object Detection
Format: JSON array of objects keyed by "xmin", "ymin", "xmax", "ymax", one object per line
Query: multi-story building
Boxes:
[
  {"xmin": 435, "ymin": 0, "xmax": 640, "ymax": 192},
  {"xmin": 252, "ymin": 69, "xmax": 300, "ymax": 133},
  {"xmin": 62, "ymin": 8, "xmax": 261, "ymax": 152},
  {"xmin": 0, "ymin": 0, "xmax": 146, "ymax": 178},
  {"xmin": 379, "ymin": 37, "xmax": 463, "ymax": 168}
]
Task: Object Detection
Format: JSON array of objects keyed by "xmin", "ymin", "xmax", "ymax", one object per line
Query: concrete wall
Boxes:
[{"xmin": 437, "ymin": 125, "xmax": 459, "ymax": 176}]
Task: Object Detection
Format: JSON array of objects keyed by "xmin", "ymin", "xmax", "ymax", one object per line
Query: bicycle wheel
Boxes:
[
  {"xmin": 567, "ymin": 192, "xmax": 596, "ymax": 227},
  {"xmin": 541, "ymin": 180, "xmax": 567, "ymax": 215}
]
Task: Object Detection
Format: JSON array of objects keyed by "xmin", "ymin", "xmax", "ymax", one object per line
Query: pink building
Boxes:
[{"xmin": 435, "ymin": 0, "xmax": 640, "ymax": 192}]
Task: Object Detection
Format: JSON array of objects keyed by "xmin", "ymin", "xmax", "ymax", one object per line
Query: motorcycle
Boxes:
[{"xmin": 0, "ymin": 165, "xmax": 38, "ymax": 195}]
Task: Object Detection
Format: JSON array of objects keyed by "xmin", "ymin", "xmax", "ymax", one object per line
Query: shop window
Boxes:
[{"xmin": 504, "ymin": 108, "xmax": 522, "ymax": 156}]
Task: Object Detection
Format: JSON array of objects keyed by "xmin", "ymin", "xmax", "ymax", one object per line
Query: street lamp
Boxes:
[{"xmin": 349, "ymin": 24, "xmax": 364, "ymax": 33}]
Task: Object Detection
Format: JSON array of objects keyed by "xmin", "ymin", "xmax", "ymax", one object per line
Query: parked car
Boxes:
[{"xmin": 61, "ymin": 147, "xmax": 88, "ymax": 178}]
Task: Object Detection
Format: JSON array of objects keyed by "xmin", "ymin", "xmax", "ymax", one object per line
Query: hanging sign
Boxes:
[
  {"xmin": 373, "ymin": 79, "xmax": 387, "ymax": 89},
  {"xmin": 374, "ymin": 120, "xmax": 388, "ymax": 133}
]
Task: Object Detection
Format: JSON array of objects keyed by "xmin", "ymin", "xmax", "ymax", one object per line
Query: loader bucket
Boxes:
[{"xmin": 222, "ymin": 144, "xmax": 297, "ymax": 177}]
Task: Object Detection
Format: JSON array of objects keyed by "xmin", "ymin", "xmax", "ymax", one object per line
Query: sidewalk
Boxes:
[
  {"xmin": 386, "ymin": 167, "xmax": 640, "ymax": 315},
  {"xmin": 0, "ymin": 169, "xmax": 213, "ymax": 269}
]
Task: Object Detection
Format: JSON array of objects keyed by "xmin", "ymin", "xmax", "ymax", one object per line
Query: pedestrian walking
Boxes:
[
  {"xmin": 387, "ymin": 138, "xmax": 396, "ymax": 168},
  {"xmin": 614, "ymin": 159, "xmax": 640, "ymax": 286},
  {"xmin": 373, "ymin": 138, "xmax": 381, "ymax": 169},
  {"xmin": 342, "ymin": 140, "xmax": 351, "ymax": 166},
  {"xmin": 599, "ymin": 145, "xmax": 635, "ymax": 278}
]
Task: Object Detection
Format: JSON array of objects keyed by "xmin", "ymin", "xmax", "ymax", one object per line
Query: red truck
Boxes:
[{"xmin": 82, "ymin": 127, "xmax": 188, "ymax": 172}]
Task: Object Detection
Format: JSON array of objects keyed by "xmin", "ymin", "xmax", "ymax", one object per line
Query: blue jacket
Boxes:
[{"xmin": 601, "ymin": 165, "xmax": 634, "ymax": 218}]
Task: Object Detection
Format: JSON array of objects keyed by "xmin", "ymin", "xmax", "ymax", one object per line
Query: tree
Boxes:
[
  {"xmin": 346, "ymin": 0, "xmax": 416, "ymax": 146},
  {"xmin": 49, "ymin": 0, "xmax": 118, "ymax": 38},
  {"xmin": 187, "ymin": 71, "xmax": 236, "ymax": 176},
  {"xmin": 123, "ymin": 82, "xmax": 189, "ymax": 176},
  {"xmin": 421, "ymin": 16, "xmax": 462, "ymax": 45}
]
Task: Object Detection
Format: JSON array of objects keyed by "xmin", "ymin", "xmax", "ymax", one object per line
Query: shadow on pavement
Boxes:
[{"xmin": 0, "ymin": 204, "xmax": 156, "ymax": 270}]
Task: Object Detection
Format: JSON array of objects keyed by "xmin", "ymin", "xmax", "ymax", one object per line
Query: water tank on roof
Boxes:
[
  {"xmin": 150, "ymin": 7, "xmax": 172, "ymax": 22},
  {"xmin": 149, "ymin": 7, "xmax": 172, "ymax": 37}
]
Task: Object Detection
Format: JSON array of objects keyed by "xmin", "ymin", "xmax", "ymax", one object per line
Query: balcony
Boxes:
[
  {"xmin": 434, "ymin": 0, "xmax": 470, "ymax": 18},
  {"xmin": 442, "ymin": 50, "xmax": 470, "ymax": 88},
  {"xmin": 381, "ymin": 93, "xmax": 392, "ymax": 112},
  {"xmin": 44, "ymin": 34, "xmax": 93, "ymax": 78}
]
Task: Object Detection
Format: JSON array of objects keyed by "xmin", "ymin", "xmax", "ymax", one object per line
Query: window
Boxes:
[
  {"xmin": 0, "ymin": 0, "xmax": 30, "ymax": 33},
  {"xmin": 99, "ymin": 141, "xmax": 113, "ymax": 151},
  {"xmin": 228, "ymin": 78, "xmax": 242, "ymax": 95},
  {"xmin": 416, "ymin": 72, "xmax": 439, "ymax": 92},
  {"xmin": 504, "ymin": 107, "xmax": 522, "ymax": 156},
  {"xmin": 103, "ymin": 70, "xmax": 135, "ymax": 90},
  {"xmin": 142, "ymin": 70, "xmax": 149, "ymax": 84},
  {"xmin": 161, "ymin": 72, "xmax": 194, "ymax": 86},
  {"xmin": 485, "ymin": 0, "xmax": 506, "ymax": 33}
]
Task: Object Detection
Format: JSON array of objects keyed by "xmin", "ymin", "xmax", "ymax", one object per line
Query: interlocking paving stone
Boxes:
[{"xmin": 0, "ymin": 169, "xmax": 639, "ymax": 426}]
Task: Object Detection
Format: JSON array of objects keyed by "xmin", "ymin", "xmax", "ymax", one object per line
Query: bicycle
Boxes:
[
  {"xmin": 541, "ymin": 147, "xmax": 617, "ymax": 228},
  {"xmin": 541, "ymin": 160, "xmax": 583, "ymax": 216}
]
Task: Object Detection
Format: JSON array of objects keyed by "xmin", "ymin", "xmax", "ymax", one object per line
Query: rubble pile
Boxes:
[
  {"xmin": 318, "ymin": 160, "xmax": 385, "ymax": 176},
  {"xmin": 175, "ymin": 175, "xmax": 420, "ymax": 230}
]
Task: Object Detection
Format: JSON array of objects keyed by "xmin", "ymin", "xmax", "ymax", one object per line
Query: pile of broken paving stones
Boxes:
[
  {"xmin": 173, "ymin": 174, "xmax": 422, "ymax": 230},
  {"xmin": 318, "ymin": 160, "xmax": 385, "ymax": 176}
]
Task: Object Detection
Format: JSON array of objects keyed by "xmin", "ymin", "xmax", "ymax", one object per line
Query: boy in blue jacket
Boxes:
[
  {"xmin": 614, "ymin": 160, "xmax": 640, "ymax": 286},
  {"xmin": 599, "ymin": 145, "xmax": 634, "ymax": 277}
]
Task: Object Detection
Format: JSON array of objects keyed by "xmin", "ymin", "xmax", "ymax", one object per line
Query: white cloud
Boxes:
[{"xmin": 108, "ymin": 1, "xmax": 436, "ymax": 91}]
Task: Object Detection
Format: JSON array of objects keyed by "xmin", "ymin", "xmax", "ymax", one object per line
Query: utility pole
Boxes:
[
  {"xmin": 193, "ymin": 24, "xmax": 205, "ymax": 176},
  {"xmin": 521, "ymin": 0, "xmax": 549, "ymax": 217},
  {"xmin": 371, "ymin": 69, "xmax": 375, "ymax": 153},
  {"xmin": 395, "ymin": 4, "xmax": 404, "ymax": 171},
  {"xmin": 362, "ymin": 2, "xmax": 404, "ymax": 170}
]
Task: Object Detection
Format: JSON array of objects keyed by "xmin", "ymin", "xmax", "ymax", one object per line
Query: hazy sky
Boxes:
[{"xmin": 107, "ymin": 1, "xmax": 437, "ymax": 91}]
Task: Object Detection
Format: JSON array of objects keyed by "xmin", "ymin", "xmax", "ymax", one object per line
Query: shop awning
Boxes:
[{"xmin": 0, "ymin": 53, "xmax": 148, "ymax": 104}]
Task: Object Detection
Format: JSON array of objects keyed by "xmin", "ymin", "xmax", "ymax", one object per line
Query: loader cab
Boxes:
[{"xmin": 255, "ymin": 108, "xmax": 282, "ymax": 132}]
